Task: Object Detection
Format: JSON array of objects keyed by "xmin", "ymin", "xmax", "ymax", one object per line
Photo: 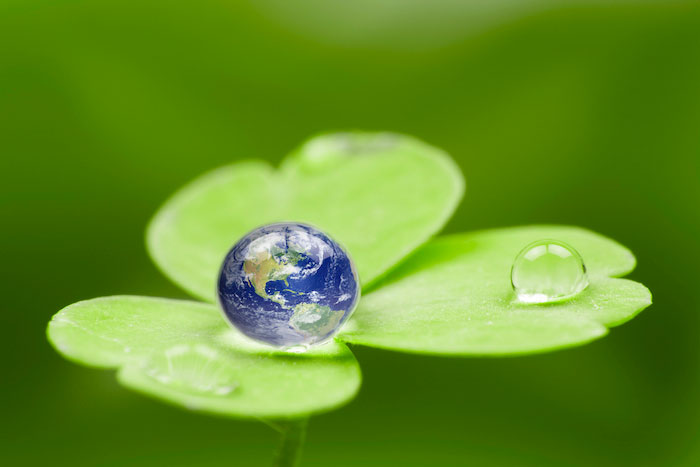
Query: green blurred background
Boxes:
[{"xmin": 2, "ymin": 0, "xmax": 699, "ymax": 465}]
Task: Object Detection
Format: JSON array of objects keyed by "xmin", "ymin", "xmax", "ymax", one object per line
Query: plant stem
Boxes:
[{"xmin": 273, "ymin": 418, "xmax": 308, "ymax": 467}]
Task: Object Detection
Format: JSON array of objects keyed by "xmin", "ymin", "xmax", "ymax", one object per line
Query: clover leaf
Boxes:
[
  {"xmin": 47, "ymin": 296, "xmax": 361, "ymax": 418},
  {"xmin": 49, "ymin": 132, "xmax": 465, "ymax": 422},
  {"xmin": 47, "ymin": 131, "xmax": 651, "ymax": 466},
  {"xmin": 146, "ymin": 132, "xmax": 464, "ymax": 302},
  {"xmin": 338, "ymin": 226, "xmax": 651, "ymax": 355}
]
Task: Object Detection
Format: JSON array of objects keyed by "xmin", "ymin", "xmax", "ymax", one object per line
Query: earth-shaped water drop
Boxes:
[
  {"xmin": 218, "ymin": 223, "xmax": 360, "ymax": 348},
  {"xmin": 511, "ymin": 239, "xmax": 588, "ymax": 304}
]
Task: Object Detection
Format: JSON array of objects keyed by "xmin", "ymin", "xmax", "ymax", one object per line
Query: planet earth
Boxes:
[{"xmin": 217, "ymin": 223, "xmax": 360, "ymax": 348}]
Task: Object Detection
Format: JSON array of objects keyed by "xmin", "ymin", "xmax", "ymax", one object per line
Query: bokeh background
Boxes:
[{"xmin": 2, "ymin": 0, "xmax": 699, "ymax": 465}]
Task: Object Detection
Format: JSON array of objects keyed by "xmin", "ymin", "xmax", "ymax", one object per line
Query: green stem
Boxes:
[{"xmin": 272, "ymin": 418, "xmax": 308, "ymax": 467}]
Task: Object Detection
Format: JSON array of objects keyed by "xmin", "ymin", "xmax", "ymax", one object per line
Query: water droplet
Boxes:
[
  {"xmin": 511, "ymin": 239, "xmax": 588, "ymax": 304},
  {"xmin": 217, "ymin": 223, "xmax": 360, "ymax": 348},
  {"xmin": 143, "ymin": 344, "xmax": 239, "ymax": 396}
]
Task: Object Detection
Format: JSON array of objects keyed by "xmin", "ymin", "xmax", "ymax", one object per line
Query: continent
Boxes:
[
  {"xmin": 289, "ymin": 302, "xmax": 345, "ymax": 339},
  {"xmin": 243, "ymin": 246, "xmax": 305, "ymax": 306}
]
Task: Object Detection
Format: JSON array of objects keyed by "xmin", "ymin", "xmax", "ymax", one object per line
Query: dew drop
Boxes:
[
  {"xmin": 143, "ymin": 344, "xmax": 239, "ymax": 397},
  {"xmin": 511, "ymin": 239, "xmax": 588, "ymax": 304}
]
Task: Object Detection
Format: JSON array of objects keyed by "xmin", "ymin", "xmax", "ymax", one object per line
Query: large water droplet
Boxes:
[
  {"xmin": 511, "ymin": 239, "xmax": 588, "ymax": 304},
  {"xmin": 218, "ymin": 223, "xmax": 360, "ymax": 348}
]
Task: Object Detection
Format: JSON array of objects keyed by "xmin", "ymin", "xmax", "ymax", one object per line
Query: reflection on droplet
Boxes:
[
  {"xmin": 284, "ymin": 344, "xmax": 309, "ymax": 354},
  {"xmin": 511, "ymin": 239, "xmax": 588, "ymax": 304},
  {"xmin": 143, "ymin": 344, "xmax": 239, "ymax": 397}
]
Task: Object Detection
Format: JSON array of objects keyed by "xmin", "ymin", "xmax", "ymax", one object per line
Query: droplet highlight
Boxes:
[
  {"xmin": 511, "ymin": 239, "xmax": 588, "ymax": 304},
  {"xmin": 284, "ymin": 344, "xmax": 309, "ymax": 354}
]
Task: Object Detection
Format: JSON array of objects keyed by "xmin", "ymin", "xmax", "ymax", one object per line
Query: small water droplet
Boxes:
[
  {"xmin": 143, "ymin": 344, "xmax": 239, "ymax": 397},
  {"xmin": 511, "ymin": 239, "xmax": 588, "ymax": 304}
]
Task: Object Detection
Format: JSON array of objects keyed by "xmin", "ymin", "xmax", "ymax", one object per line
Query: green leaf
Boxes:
[
  {"xmin": 47, "ymin": 296, "xmax": 361, "ymax": 418},
  {"xmin": 147, "ymin": 132, "xmax": 464, "ymax": 302},
  {"xmin": 338, "ymin": 226, "xmax": 652, "ymax": 356}
]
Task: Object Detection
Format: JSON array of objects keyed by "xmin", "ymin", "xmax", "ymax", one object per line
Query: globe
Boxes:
[{"xmin": 217, "ymin": 223, "xmax": 360, "ymax": 348}]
